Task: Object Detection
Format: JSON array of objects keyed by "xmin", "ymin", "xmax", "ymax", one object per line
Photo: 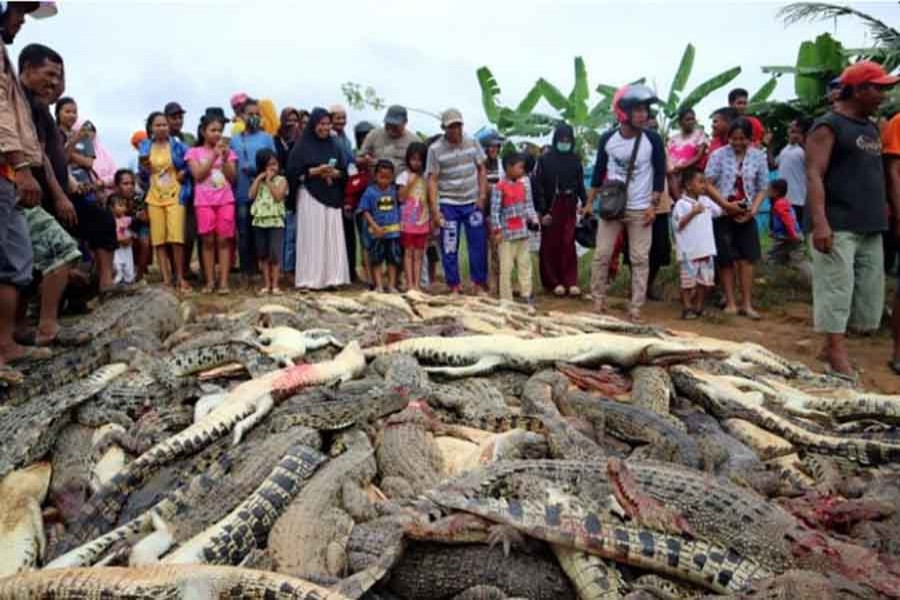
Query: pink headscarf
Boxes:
[
  {"xmin": 74, "ymin": 119, "xmax": 118, "ymax": 185},
  {"xmin": 230, "ymin": 93, "xmax": 249, "ymax": 112}
]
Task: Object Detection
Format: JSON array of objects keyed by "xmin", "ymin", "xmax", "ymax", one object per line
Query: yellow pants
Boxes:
[
  {"xmin": 499, "ymin": 238, "xmax": 532, "ymax": 301},
  {"xmin": 148, "ymin": 203, "xmax": 185, "ymax": 247}
]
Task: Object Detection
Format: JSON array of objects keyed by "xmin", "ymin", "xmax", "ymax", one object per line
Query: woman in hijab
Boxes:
[
  {"xmin": 286, "ymin": 107, "xmax": 349, "ymax": 289},
  {"xmin": 276, "ymin": 107, "xmax": 301, "ymax": 276},
  {"xmin": 532, "ymin": 124, "xmax": 587, "ymax": 297}
]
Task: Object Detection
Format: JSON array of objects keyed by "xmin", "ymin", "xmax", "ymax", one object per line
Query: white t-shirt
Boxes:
[
  {"xmin": 671, "ymin": 195, "xmax": 722, "ymax": 260},
  {"xmin": 777, "ymin": 144, "xmax": 806, "ymax": 207},
  {"xmin": 604, "ymin": 131, "xmax": 654, "ymax": 210}
]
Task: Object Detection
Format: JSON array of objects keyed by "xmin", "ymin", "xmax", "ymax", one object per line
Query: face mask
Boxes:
[
  {"xmin": 246, "ymin": 116, "xmax": 261, "ymax": 131},
  {"xmin": 556, "ymin": 142, "xmax": 572, "ymax": 153}
]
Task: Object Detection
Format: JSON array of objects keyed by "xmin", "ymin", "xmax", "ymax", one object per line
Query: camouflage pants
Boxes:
[{"xmin": 25, "ymin": 206, "xmax": 81, "ymax": 275}]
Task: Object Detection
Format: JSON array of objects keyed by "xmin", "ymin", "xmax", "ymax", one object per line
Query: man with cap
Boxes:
[
  {"xmin": 0, "ymin": 1, "xmax": 56, "ymax": 373},
  {"xmin": 359, "ymin": 105, "xmax": 418, "ymax": 175},
  {"xmin": 165, "ymin": 101, "xmax": 199, "ymax": 279},
  {"xmin": 807, "ymin": 60, "xmax": 900, "ymax": 379},
  {"xmin": 426, "ymin": 108, "xmax": 488, "ymax": 295},
  {"xmin": 165, "ymin": 101, "xmax": 195, "ymax": 146}
]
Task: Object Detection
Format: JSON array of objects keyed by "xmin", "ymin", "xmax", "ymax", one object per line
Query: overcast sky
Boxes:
[{"xmin": 9, "ymin": 0, "xmax": 895, "ymax": 164}]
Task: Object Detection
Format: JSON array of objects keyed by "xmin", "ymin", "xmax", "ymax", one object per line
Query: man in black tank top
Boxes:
[{"xmin": 807, "ymin": 61, "xmax": 900, "ymax": 379}]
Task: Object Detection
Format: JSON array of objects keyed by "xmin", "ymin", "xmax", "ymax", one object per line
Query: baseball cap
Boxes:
[
  {"xmin": 384, "ymin": 105, "xmax": 407, "ymax": 126},
  {"xmin": 839, "ymin": 61, "xmax": 900, "ymax": 87},
  {"xmin": 441, "ymin": 108, "xmax": 463, "ymax": 128},
  {"xmin": 164, "ymin": 101, "xmax": 186, "ymax": 116}
]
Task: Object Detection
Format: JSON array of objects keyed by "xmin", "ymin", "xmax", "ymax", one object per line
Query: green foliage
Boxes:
[
  {"xmin": 780, "ymin": 2, "xmax": 900, "ymax": 70},
  {"xmin": 341, "ymin": 82, "xmax": 385, "ymax": 112},
  {"xmin": 651, "ymin": 44, "xmax": 741, "ymax": 132},
  {"xmin": 476, "ymin": 57, "xmax": 618, "ymax": 161},
  {"xmin": 751, "ymin": 76, "xmax": 779, "ymax": 104}
]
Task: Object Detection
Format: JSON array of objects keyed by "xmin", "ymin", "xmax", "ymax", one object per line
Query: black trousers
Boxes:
[{"xmin": 343, "ymin": 213, "xmax": 358, "ymax": 282}]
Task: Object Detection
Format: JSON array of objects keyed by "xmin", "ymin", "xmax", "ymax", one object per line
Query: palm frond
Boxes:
[{"xmin": 778, "ymin": 3, "xmax": 900, "ymax": 48}]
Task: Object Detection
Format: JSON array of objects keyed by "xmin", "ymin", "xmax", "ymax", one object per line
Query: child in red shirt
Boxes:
[
  {"xmin": 345, "ymin": 153, "xmax": 372, "ymax": 288},
  {"xmin": 767, "ymin": 178, "xmax": 811, "ymax": 281}
]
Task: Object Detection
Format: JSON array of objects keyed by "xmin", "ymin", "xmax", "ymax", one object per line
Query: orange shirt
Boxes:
[{"xmin": 882, "ymin": 113, "xmax": 900, "ymax": 157}]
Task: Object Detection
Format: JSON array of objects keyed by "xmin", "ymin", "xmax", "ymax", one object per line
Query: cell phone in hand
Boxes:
[{"xmin": 328, "ymin": 158, "xmax": 337, "ymax": 168}]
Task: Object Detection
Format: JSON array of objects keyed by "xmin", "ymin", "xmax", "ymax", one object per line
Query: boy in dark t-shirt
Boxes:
[{"xmin": 358, "ymin": 160, "xmax": 402, "ymax": 292}]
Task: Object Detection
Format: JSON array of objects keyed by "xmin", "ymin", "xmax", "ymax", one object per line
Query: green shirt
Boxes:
[{"xmin": 251, "ymin": 176, "xmax": 286, "ymax": 228}]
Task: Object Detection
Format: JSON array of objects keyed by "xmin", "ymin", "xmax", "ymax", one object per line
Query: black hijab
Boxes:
[
  {"xmin": 533, "ymin": 123, "xmax": 585, "ymax": 213},
  {"xmin": 286, "ymin": 107, "xmax": 346, "ymax": 209}
]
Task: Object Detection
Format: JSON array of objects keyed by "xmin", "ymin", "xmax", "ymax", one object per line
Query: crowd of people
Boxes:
[{"xmin": 2, "ymin": 1, "xmax": 900, "ymax": 384}]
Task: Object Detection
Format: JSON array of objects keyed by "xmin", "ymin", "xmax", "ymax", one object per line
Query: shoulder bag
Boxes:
[{"xmin": 597, "ymin": 131, "xmax": 642, "ymax": 221}]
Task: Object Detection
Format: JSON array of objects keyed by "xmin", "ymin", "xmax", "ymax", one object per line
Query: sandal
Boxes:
[
  {"xmin": 258, "ymin": 288, "xmax": 270, "ymax": 297},
  {"xmin": 218, "ymin": 288, "xmax": 231, "ymax": 296},
  {"xmin": 553, "ymin": 285, "xmax": 566, "ymax": 297},
  {"xmin": 271, "ymin": 288, "xmax": 284, "ymax": 296},
  {"xmin": 739, "ymin": 307, "xmax": 761, "ymax": 321},
  {"xmin": 681, "ymin": 309, "xmax": 698, "ymax": 321},
  {"xmin": 202, "ymin": 286, "xmax": 215, "ymax": 294}
]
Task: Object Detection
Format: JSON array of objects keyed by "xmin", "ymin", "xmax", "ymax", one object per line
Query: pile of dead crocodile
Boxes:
[{"xmin": 0, "ymin": 287, "xmax": 899, "ymax": 599}]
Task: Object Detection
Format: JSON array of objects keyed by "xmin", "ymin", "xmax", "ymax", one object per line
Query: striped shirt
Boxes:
[{"xmin": 425, "ymin": 135, "xmax": 485, "ymax": 206}]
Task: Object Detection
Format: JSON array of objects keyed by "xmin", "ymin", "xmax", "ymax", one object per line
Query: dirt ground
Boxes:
[{"xmin": 191, "ymin": 279, "xmax": 900, "ymax": 394}]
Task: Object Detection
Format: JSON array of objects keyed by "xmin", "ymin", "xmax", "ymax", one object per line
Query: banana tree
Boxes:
[
  {"xmin": 531, "ymin": 57, "xmax": 619, "ymax": 158},
  {"xmin": 655, "ymin": 44, "xmax": 742, "ymax": 132},
  {"xmin": 475, "ymin": 66, "xmax": 558, "ymax": 139},
  {"xmin": 755, "ymin": 33, "xmax": 849, "ymax": 148},
  {"xmin": 779, "ymin": 3, "xmax": 900, "ymax": 72}
]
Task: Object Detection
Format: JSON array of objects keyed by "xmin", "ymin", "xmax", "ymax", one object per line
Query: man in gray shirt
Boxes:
[
  {"xmin": 426, "ymin": 108, "xmax": 487, "ymax": 294},
  {"xmin": 359, "ymin": 105, "xmax": 418, "ymax": 175},
  {"xmin": 771, "ymin": 118, "xmax": 809, "ymax": 225}
]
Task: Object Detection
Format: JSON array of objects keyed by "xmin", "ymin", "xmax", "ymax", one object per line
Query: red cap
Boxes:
[{"xmin": 839, "ymin": 61, "xmax": 900, "ymax": 87}]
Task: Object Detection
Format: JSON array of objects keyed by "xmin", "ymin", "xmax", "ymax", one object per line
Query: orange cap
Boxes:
[
  {"xmin": 130, "ymin": 130, "xmax": 148, "ymax": 150},
  {"xmin": 838, "ymin": 61, "xmax": 900, "ymax": 87}
]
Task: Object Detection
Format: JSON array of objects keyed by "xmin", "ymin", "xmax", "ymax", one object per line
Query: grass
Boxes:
[{"xmin": 447, "ymin": 231, "xmax": 813, "ymax": 311}]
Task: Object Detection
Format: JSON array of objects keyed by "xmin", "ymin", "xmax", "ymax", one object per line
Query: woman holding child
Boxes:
[{"xmin": 286, "ymin": 107, "xmax": 349, "ymax": 289}]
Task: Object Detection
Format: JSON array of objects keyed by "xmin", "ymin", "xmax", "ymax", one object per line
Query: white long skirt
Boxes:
[{"xmin": 294, "ymin": 188, "xmax": 350, "ymax": 289}]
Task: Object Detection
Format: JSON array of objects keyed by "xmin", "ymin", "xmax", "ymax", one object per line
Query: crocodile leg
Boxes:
[
  {"xmin": 606, "ymin": 458, "xmax": 693, "ymax": 537},
  {"xmin": 424, "ymin": 355, "xmax": 506, "ymax": 378},
  {"xmin": 231, "ymin": 392, "xmax": 274, "ymax": 445},
  {"xmin": 45, "ymin": 513, "xmax": 154, "ymax": 569},
  {"xmin": 129, "ymin": 512, "xmax": 175, "ymax": 566}
]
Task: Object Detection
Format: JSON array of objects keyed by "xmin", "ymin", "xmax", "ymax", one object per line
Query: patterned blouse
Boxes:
[{"xmin": 704, "ymin": 145, "xmax": 769, "ymax": 204}]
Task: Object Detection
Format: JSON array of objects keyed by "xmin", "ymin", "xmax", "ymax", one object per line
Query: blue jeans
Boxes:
[
  {"xmin": 282, "ymin": 210, "xmax": 297, "ymax": 272},
  {"xmin": 236, "ymin": 202, "xmax": 257, "ymax": 275},
  {"xmin": 439, "ymin": 203, "xmax": 487, "ymax": 288}
]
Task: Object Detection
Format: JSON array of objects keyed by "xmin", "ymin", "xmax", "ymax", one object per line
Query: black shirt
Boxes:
[
  {"xmin": 812, "ymin": 112, "xmax": 887, "ymax": 233},
  {"xmin": 24, "ymin": 88, "xmax": 69, "ymax": 216}
]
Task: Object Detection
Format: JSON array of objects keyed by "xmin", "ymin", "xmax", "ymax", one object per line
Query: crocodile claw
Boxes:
[{"xmin": 486, "ymin": 524, "xmax": 525, "ymax": 557}]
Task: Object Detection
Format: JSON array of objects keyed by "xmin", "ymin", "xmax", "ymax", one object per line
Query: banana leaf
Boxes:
[
  {"xmin": 666, "ymin": 44, "xmax": 695, "ymax": 111},
  {"xmin": 569, "ymin": 57, "xmax": 590, "ymax": 124},
  {"xmin": 795, "ymin": 40, "xmax": 823, "ymax": 102},
  {"xmin": 678, "ymin": 66, "xmax": 741, "ymax": 112},
  {"xmin": 497, "ymin": 108, "xmax": 558, "ymax": 137},
  {"xmin": 751, "ymin": 76, "xmax": 779, "ymax": 103},
  {"xmin": 762, "ymin": 65, "xmax": 832, "ymax": 75},
  {"xmin": 536, "ymin": 78, "xmax": 571, "ymax": 114},
  {"xmin": 596, "ymin": 83, "xmax": 618, "ymax": 98},
  {"xmin": 515, "ymin": 81, "xmax": 544, "ymax": 115},
  {"xmin": 476, "ymin": 66, "xmax": 502, "ymax": 124}
]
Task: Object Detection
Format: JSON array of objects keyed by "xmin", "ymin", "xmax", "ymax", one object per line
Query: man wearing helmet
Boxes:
[
  {"xmin": 586, "ymin": 84, "xmax": 667, "ymax": 323},
  {"xmin": 480, "ymin": 129, "xmax": 504, "ymax": 294},
  {"xmin": 0, "ymin": 1, "xmax": 56, "ymax": 373}
]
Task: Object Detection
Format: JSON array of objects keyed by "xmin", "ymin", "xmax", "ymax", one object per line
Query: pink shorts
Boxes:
[{"xmin": 196, "ymin": 203, "xmax": 235, "ymax": 238}]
